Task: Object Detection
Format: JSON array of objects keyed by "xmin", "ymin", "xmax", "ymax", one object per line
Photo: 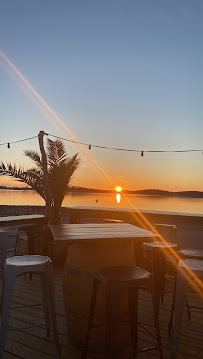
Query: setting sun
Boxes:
[{"xmin": 115, "ymin": 186, "xmax": 122, "ymax": 192}]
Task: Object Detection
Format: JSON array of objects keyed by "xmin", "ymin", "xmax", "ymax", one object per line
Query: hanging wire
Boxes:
[
  {"xmin": 46, "ymin": 132, "xmax": 203, "ymax": 154},
  {"xmin": 0, "ymin": 131, "xmax": 202, "ymax": 154},
  {"xmin": 0, "ymin": 135, "xmax": 38, "ymax": 146},
  {"xmin": 46, "ymin": 133, "xmax": 140, "ymax": 152}
]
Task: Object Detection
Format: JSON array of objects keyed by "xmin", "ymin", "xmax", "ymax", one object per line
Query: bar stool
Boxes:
[
  {"xmin": 81, "ymin": 265, "xmax": 163, "ymax": 359},
  {"xmin": 0, "ymin": 255, "xmax": 60, "ymax": 358},
  {"xmin": 142, "ymin": 224, "xmax": 178, "ymax": 304},
  {"xmin": 168, "ymin": 249, "xmax": 203, "ymax": 335},
  {"xmin": 171, "ymin": 259, "xmax": 203, "ymax": 359}
]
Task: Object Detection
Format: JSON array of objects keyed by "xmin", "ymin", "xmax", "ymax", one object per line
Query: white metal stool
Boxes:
[
  {"xmin": 0, "ymin": 255, "xmax": 60, "ymax": 358},
  {"xmin": 0, "ymin": 228, "xmax": 17, "ymax": 279},
  {"xmin": 171, "ymin": 259, "xmax": 203, "ymax": 359}
]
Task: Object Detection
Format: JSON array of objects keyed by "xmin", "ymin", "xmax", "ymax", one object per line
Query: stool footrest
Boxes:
[
  {"xmin": 11, "ymin": 303, "xmax": 43, "ymax": 309},
  {"xmin": 137, "ymin": 322, "xmax": 159, "ymax": 340},
  {"xmin": 8, "ymin": 322, "xmax": 51, "ymax": 331},
  {"xmin": 133, "ymin": 345, "xmax": 159, "ymax": 354}
]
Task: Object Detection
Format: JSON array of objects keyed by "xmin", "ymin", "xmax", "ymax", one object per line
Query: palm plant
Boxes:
[{"xmin": 0, "ymin": 138, "xmax": 80, "ymax": 223}]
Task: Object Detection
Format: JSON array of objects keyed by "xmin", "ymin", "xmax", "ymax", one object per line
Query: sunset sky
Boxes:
[{"xmin": 0, "ymin": 0, "xmax": 203, "ymax": 191}]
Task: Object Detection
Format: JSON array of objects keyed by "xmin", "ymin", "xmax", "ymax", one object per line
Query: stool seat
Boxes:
[
  {"xmin": 6, "ymin": 254, "xmax": 49, "ymax": 267},
  {"xmin": 179, "ymin": 258, "xmax": 203, "ymax": 272},
  {"xmin": 104, "ymin": 219, "xmax": 124, "ymax": 223},
  {"xmin": 143, "ymin": 240, "xmax": 178, "ymax": 249},
  {"xmin": 180, "ymin": 248, "xmax": 203, "ymax": 259},
  {"xmin": 97, "ymin": 265, "xmax": 151, "ymax": 282}
]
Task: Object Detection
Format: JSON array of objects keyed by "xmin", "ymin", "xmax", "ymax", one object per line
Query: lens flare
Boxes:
[{"xmin": 1, "ymin": 49, "xmax": 202, "ymax": 296}]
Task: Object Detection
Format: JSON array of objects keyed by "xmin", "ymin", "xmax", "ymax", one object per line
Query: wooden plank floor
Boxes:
[{"xmin": 1, "ymin": 267, "xmax": 202, "ymax": 359}]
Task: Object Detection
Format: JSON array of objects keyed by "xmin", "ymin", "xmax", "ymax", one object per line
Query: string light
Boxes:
[
  {"xmin": 0, "ymin": 131, "xmax": 202, "ymax": 155},
  {"xmin": 0, "ymin": 135, "xmax": 38, "ymax": 147},
  {"xmin": 47, "ymin": 133, "xmax": 203, "ymax": 155}
]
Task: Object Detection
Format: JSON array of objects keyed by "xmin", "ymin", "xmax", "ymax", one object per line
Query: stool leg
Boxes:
[
  {"xmin": 40, "ymin": 272, "xmax": 51, "ymax": 337},
  {"xmin": 171, "ymin": 270, "xmax": 187, "ymax": 359},
  {"xmin": 160, "ymin": 255, "xmax": 166, "ymax": 303},
  {"xmin": 44, "ymin": 261, "xmax": 61, "ymax": 355},
  {"xmin": 153, "ymin": 250, "xmax": 165, "ymax": 312},
  {"xmin": 27, "ymin": 231, "xmax": 36, "ymax": 281},
  {"xmin": 151, "ymin": 279, "xmax": 163, "ymax": 359},
  {"xmin": 184, "ymin": 294, "xmax": 191, "ymax": 319},
  {"xmin": 145, "ymin": 250, "xmax": 153, "ymax": 272},
  {"xmin": 81, "ymin": 279, "xmax": 99, "ymax": 359},
  {"xmin": 105, "ymin": 282, "xmax": 122, "ymax": 359},
  {"xmin": 0, "ymin": 266, "xmax": 17, "ymax": 359},
  {"xmin": 168, "ymin": 271, "xmax": 177, "ymax": 337},
  {"xmin": 128, "ymin": 287, "xmax": 138, "ymax": 355},
  {"xmin": 169, "ymin": 294, "xmax": 190, "ymax": 337}
]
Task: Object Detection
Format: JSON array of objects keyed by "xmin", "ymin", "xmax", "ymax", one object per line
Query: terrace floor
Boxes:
[{"xmin": 1, "ymin": 267, "xmax": 202, "ymax": 359}]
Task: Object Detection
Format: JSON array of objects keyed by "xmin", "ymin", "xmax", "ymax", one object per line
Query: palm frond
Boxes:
[
  {"xmin": 49, "ymin": 153, "xmax": 80, "ymax": 208},
  {"xmin": 1, "ymin": 139, "xmax": 80, "ymax": 223},
  {"xmin": 47, "ymin": 139, "xmax": 69, "ymax": 168},
  {"xmin": 0, "ymin": 162, "xmax": 46, "ymax": 199},
  {"xmin": 24, "ymin": 150, "xmax": 43, "ymax": 170}
]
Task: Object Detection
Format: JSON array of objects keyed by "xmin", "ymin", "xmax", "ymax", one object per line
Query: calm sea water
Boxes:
[{"xmin": 1, "ymin": 190, "xmax": 203, "ymax": 215}]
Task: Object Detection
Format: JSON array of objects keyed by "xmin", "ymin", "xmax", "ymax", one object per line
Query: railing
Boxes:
[{"xmin": 1, "ymin": 205, "xmax": 203, "ymax": 249}]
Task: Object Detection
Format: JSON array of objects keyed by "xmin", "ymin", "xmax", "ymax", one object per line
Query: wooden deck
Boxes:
[{"xmin": 2, "ymin": 267, "xmax": 202, "ymax": 359}]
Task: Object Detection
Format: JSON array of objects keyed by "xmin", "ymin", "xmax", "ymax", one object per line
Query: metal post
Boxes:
[{"xmin": 38, "ymin": 131, "xmax": 52, "ymax": 218}]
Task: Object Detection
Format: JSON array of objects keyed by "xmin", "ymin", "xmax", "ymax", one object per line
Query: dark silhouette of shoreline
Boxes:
[{"xmin": 1, "ymin": 186, "xmax": 203, "ymax": 198}]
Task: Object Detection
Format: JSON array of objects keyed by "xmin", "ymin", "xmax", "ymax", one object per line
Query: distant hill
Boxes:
[
  {"xmin": 67, "ymin": 187, "xmax": 203, "ymax": 197},
  {"xmin": 1, "ymin": 185, "xmax": 203, "ymax": 198},
  {"xmin": 126, "ymin": 189, "xmax": 203, "ymax": 198}
]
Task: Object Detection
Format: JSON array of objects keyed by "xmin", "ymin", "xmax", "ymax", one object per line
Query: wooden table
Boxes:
[
  {"xmin": 49, "ymin": 223, "xmax": 159, "ymax": 351},
  {"xmin": 0, "ymin": 214, "xmax": 49, "ymax": 227},
  {"xmin": 49, "ymin": 223, "xmax": 159, "ymax": 265}
]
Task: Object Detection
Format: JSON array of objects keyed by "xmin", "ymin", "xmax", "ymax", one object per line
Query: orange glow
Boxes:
[{"xmin": 116, "ymin": 186, "xmax": 122, "ymax": 192}]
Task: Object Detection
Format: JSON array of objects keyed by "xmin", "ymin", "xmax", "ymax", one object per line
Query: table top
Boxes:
[
  {"xmin": 0, "ymin": 214, "xmax": 48, "ymax": 227},
  {"xmin": 49, "ymin": 223, "xmax": 160, "ymax": 242}
]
